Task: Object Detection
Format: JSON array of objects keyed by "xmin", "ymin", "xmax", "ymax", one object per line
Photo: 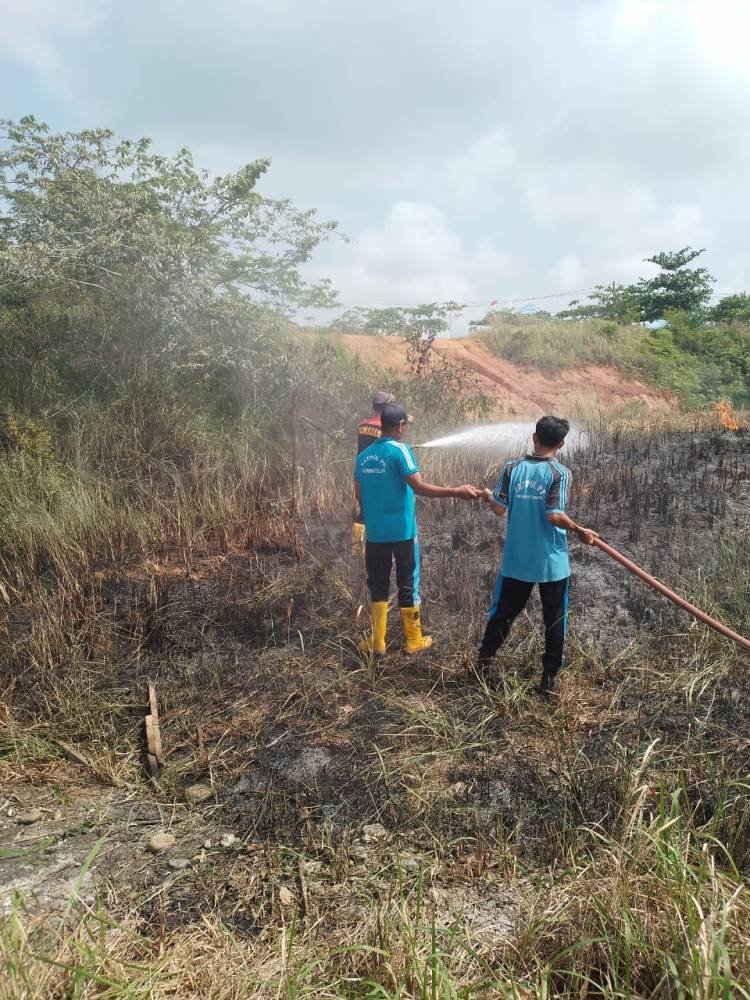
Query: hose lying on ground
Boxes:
[{"xmin": 593, "ymin": 537, "xmax": 750, "ymax": 652}]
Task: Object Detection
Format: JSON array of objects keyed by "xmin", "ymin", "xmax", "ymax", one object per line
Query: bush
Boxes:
[{"xmin": 0, "ymin": 412, "xmax": 54, "ymax": 462}]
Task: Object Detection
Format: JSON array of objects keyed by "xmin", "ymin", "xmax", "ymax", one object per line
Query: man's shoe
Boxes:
[
  {"xmin": 358, "ymin": 601, "xmax": 388, "ymax": 656},
  {"xmin": 537, "ymin": 670, "xmax": 558, "ymax": 698},
  {"xmin": 400, "ymin": 606, "xmax": 433, "ymax": 654},
  {"xmin": 472, "ymin": 655, "xmax": 494, "ymax": 684}
]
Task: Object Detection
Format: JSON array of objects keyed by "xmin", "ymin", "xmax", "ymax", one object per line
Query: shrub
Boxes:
[{"xmin": 0, "ymin": 412, "xmax": 54, "ymax": 462}]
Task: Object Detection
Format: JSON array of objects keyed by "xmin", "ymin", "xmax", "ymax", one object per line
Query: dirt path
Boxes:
[{"xmin": 329, "ymin": 333, "xmax": 671, "ymax": 416}]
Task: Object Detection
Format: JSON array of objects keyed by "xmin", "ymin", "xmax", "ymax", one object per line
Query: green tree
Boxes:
[
  {"xmin": 362, "ymin": 308, "xmax": 410, "ymax": 336},
  {"xmin": 558, "ymin": 248, "xmax": 714, "ymax": 323},
  {"xmin": 0, "ymin": 116, "xmax": 337, "ymax": 410},
  {"xmin": 709, "ymin": 293, "xmax": 750, "ymax": 324},
  {"xmin": 558, "ymin": 282, "xmax": 639, "ymax": 323},
  {"xmin": 631, "ymin": 247, "xmax": 714, "ymax": 321},
  {"xmin": 328, "ymin": 301, "xmax": 465, "ymax": 342},
  {"xmin": 325, "ymin": 300, "xmax": 466, "ymax": 376}
]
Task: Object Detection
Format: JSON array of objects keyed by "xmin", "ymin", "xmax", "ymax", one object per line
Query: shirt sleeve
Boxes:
[
  {"xmin": 547, "ymin": 464, "xmax": 571, "ymax": 513},
  {"xmin": 393, "ymin": 442, "xmax": 420, "ymax": 478},
  {"xmin": 492, "ymin": 462, "xmax": 512, "ymax": 508}
]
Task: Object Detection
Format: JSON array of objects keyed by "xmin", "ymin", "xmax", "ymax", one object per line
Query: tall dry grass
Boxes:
[{"xmin": 2, "ymin": 405, "xmax": 749, "ymax": 997}]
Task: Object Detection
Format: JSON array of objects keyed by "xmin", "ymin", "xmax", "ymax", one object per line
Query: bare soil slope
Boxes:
[{"xmin": 334, "ymin": 334, "xmax": 671, "ymax": 416}]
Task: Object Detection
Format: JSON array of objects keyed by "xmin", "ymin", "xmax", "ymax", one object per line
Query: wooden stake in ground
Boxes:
[{"xmin": 143, "ymin": 679, "xmax": 164, "ymax": 778}]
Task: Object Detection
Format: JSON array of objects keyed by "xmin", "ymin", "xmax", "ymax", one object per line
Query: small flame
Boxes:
[{"xmin": 713, "ymin": 400, "xmax": 740, "ymax": 432}]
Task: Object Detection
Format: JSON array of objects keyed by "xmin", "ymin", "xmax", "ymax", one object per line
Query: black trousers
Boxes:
[
  {"xmin": 479, "ymin": 575, "xmax": 570, "ymax": 675},
  {"xmin": 365, "ymin": 539, "xmax": 421, "ymax": 607}
]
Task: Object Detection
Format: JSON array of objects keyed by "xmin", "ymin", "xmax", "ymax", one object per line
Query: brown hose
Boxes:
[{"xmin": 592, "ymin": 538, "xmax": 750, "ymax": 652}]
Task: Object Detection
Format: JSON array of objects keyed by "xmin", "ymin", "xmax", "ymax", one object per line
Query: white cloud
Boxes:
[
  {"xmin": 549, "ymin": 255, "xmax": 587, "ymax": 291},
  {"xmin": 3, "ymin": 0, "xmax": 750, "ymax": 310},
  {"xmin": 316, "ymin": 201, "xmax": 525, "ymax": 325},
  {"xmin": 443, "ymin": 129, "xmax": 517, "ymax": 208},
  {"xmin": 614, "ymin": 0, "xmax": 671, "ymax": 39},
  {"xmin": 613, "ymin": 0, "xmax": 750, "ymax": 80},
  {"xmin": 713, "ymin": 253, "xmax": 750, "ymax": 299},
  {"xmin": 689, "ymin": 0, "xmax": 750, "ymax": 81},
  {"xmin": 357, "ymin": 203, "xmax": 462, "ymax": 278},
  {"xmin": 521, "ymin": 161, "xmax": 708, "ymax": 285},
  {"xmin": 0, "ymin": 0, "xmax": 104, "ymax": 86}
]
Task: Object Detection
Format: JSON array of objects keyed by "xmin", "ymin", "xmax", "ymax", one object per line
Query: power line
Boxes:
[
  {"xmin": 315, "ymin": 285, "xmax": 599, "ymax": 311},
  {"xmin": 489, "ymin": 285, "xmax": 598, "ymax": 305}
]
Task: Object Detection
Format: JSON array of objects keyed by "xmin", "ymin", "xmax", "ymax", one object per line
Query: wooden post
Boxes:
[{"xmin": 143, "ymin": 679, "xmax": 164, "ymax": 779}]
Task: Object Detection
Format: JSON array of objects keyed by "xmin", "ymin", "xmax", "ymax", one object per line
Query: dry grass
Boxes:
[{"xmin": 1, "ymin": 420, "xmax": 749, "ymax": 997}]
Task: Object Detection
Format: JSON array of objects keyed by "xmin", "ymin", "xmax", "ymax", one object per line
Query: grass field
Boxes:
[{"xmin": 2, "ymin": 413, "xmax": 749, "ymax": 998}]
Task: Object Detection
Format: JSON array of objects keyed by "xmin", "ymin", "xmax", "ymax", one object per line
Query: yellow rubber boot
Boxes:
[
  {"xmin": 350, "ymin": 521, "xmax": 366, "ymax": 555},
  {"xmin": 400, "ymin": 606, "xmax": 433, "ymax": 654},
  {"xmin": 359, "ymin": 601, "xmax": 388, "ymax": 656}
]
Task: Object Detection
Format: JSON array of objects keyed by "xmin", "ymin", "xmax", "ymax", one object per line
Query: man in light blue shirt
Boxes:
[
  {"xmin": 355, "ymin": 403, "xmax": 480, "ymax": 657},
  {"xmin": 479, "ymin": 415, "xmax": 598, "ymax": 694}
]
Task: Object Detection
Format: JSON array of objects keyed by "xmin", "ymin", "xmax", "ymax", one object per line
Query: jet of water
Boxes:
[{"xmin": 418, "ymin": 421, "xmax": 588, "ymax": 451}]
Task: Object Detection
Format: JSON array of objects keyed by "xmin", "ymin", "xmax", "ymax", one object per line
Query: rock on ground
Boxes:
[
  {"xmin": 184, "ymin": 783, "xmax": 213, "ymax": 805},
  {"xmin": 148, "ymin": 832, "xmax": 176, "ymax": 853},
  {"xmin": 17, "ymin": 808, "xmax": 43, "ymax": 825}
]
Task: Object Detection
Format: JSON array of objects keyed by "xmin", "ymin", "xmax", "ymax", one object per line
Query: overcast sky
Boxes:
[{"xmin": 2, "ymin": 0, "xmax": 749, "ymax": 327}]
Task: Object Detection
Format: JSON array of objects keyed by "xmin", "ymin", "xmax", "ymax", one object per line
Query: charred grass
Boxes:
[{"xmin": 1, "ymin": 420, "xmax": 749, "ymax": 997}]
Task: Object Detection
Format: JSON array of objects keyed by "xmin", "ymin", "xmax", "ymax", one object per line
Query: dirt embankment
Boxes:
[{"xmin": 332, "ymin": 334, "xmax": 672, "ymax": 416}]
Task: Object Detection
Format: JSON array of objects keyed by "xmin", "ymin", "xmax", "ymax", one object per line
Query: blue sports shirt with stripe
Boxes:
[
  {"xmin": 355, "ymin": 437, "xmax": 420, "ymax": 543},
  {"xmin": 493, "ymin": 455, "xmax": 572, "ymax": 582}
]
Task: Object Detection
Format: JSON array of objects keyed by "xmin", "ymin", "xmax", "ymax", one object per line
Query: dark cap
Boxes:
[
  {"xmin": 380, "ymin": 403, "xmax": 409, "ymax": 429},
  {"xmin": 372, "ymin": 390, "xmax": 395, "ymax": 410}
]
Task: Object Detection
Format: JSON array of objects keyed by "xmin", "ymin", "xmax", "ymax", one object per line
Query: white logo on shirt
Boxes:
[
  {"xmin": 514, "ymin": 479, "xmax": 546, "ymax": 500},
  {"xmin": 360, "ymin": 454, "xmax": 387, "ymax": 475}
]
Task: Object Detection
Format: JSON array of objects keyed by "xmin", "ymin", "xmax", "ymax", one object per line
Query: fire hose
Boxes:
[{"xmin": 593, "ymin": 538, "xmax": 750, "ymax": 652}]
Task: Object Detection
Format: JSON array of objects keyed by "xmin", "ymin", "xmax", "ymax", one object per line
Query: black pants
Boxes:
[
  {"xmin": 479, "ymin": 575, "xmax": 570, "ymax": 675},
  {"xmin": 365, "ymin": 539, "xmax": 421, "ymax": 607}
]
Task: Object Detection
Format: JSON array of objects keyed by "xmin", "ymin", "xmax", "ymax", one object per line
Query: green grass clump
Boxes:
[
  {"xmin": 479, "ymin": 314, "xmax": 641, "ymax": 375},
  {"xmin": 478, "ymin": 311, "xmax": 750, "ymax": 407}
]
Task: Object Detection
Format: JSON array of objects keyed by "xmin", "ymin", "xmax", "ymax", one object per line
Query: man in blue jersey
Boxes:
[
  {"xmin": 478, "ymin": 415, "xmax": 599, "ymax": 694},
  {"xmin": 355, "ymin": 403, "xmax": 480, "ymax": 656}
]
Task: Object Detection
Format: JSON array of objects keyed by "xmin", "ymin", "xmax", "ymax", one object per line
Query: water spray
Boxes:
[
  {"xmin": 593, "ymin": 537, "xmax": 750, "ymax": 652},
  {"xmin": 417, "ymin": 421, "xmax": 588, "ymax": 451}
]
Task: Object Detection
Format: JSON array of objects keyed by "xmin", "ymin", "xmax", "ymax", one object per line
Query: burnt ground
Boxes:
[{"xmin": 1, "ymin": 428, "xmax": 749, "ymax": 975}]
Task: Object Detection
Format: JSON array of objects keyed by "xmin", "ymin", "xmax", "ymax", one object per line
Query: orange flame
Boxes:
[{"xmin": 713, "ymin": 400, "xmax": 740, "ymax": 432}]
